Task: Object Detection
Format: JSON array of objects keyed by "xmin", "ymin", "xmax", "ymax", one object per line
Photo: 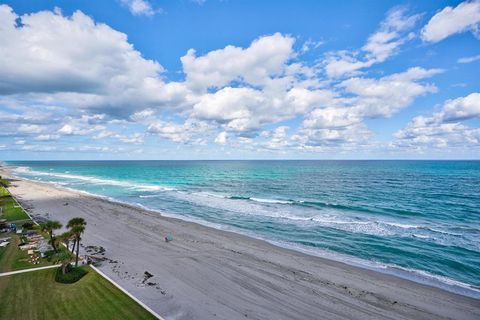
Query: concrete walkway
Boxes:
[{"xmin": 0, "ymin": 264, "xmax": 61, "ymax": 277}]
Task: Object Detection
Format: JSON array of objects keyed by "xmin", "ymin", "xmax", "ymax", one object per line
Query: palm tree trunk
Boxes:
[
  {"xmin": 50, "ymin": 231, "xmax": 57, "ymax": 252},
  {"xmin": 71, "ymin": 239, "xmax": 76, "ymax": 253},
  {"xmin": 75, "ymin": 237, "xmax": 80, "ymax": 267},
  {"xmin": 62, "ymin": 263, "xmax": 67, "ymax": 275}
]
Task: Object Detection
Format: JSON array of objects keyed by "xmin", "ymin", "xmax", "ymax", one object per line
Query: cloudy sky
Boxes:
[{"xmin": 0, "ymin": 0, "xmax": 479, "ymax": 160}]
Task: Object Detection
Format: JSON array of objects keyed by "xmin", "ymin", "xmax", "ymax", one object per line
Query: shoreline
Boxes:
[
  {"xmin": 52, "ymin": 187, "xmax": 480, "ymax": 299},
  {"xmin": 5, "ymin": 164, "xmax": 480, "ymax": 299},
  {"xmin": 1, "ymin": 165, "xmax": 479, "ymax": 319}
]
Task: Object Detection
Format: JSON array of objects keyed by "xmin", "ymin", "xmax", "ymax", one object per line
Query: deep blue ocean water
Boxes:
[{"xmin": 6, "ymin": 160, "xmax": 480, "ymax": 297}]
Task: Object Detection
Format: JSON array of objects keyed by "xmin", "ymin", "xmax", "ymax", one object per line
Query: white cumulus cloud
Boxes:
[
  {"xmin": 214, "ymin": 132, "xmax": 228, "ymax": 145},
  {"xmin": 442, "ymin": 92, "xmax": 480, "ymax": 121},
  {"xmin": 325, "ymin": 7, "xmax": 420, "ymax": 78},
  {"xmin": 421, "ymin": 0, "xmax": 480, "ymax": 43},
  {"xmin": 120, "ymin": 0, "xmax": 158, "ymax": 17},
  {"xmin": 394, "ymin": 93, "xmax": 480, "ymax": 151},
  {"xmin": 0, "ymin": 4, "xmax": 178, "ymax": 117},
  {"xmin": 181, "ymin": 33, "xmax": 295, "ymax": 90},
  {"xmin": 341, "ymin": 67, "xmax": 442, "ymax": 118}
]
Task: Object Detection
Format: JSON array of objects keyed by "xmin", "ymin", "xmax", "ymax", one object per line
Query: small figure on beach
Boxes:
[{"xmin": 164, "ymin": 235, "xmax": 173, "ymax": 242}]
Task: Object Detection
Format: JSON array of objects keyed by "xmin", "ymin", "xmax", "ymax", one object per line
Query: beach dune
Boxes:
[{"xmin": 2, "ymin": 167, "xmax": 479, "ymax": 320}]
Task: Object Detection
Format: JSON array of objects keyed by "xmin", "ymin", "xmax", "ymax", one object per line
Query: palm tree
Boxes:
[
  {"xmin": 56, "ymin": 250, "xmax": 73, "ymax": 275},
  {"xmin": 59, "ymin": 230, "xmax": 74, "ymax": 252},
  {"xmin": 67, "ymin": 217, "xmax": 86, "ymax": 230},
  {"xmin": 41, "ymin": 220, "xmax": 62, "ymax": 252},
  {"xmin": 67, "ymin": 217, "xmax": 86, "ymax": 253},
  {"xmin": 71, "ymin": 225, "xmax": 85, "ymax": 267},
  {"xmin": 67, "ymin": 217, "xmax": 86, "ymax": 267}
]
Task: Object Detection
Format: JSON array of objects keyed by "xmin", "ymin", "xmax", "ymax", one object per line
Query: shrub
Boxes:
[
  {"xmin": 44, "ymin": 250, "xmax": 59, "ymax": 261},
  {"xmin": 22, "ymin": 222, "xmax": 34, "ymax": 230},
  {"xmin": 55, "ymin": 266, "xmax": 88, "ymax": 284},
  {"xmin": 44, "ymin": 250, "xmax": 54, "ymax": 257},
  {"xmin": 48, "ymin": 250, "xmax": 69, "ymax": 263}
]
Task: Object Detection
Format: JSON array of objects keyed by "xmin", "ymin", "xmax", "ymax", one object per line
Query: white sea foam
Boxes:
[
  {"xmin": 412, "ymin": 234, "xmax": 431, "ymax": 239},
  {"xmin": 193, "ymin": 192, "xmax": 229, "ymax": 199},
  {"xmin": 175, "ymin": 190, "xmax": 476, "ymax": 243},
  {"xmin": 13, "ymin": 166, "xmax": 175, "ymax": 192},
  {"xmin": 250, "ymin": 197, "xmax": 294, "ymax": 204},
  {"xmin": 384, "ymin": 222, "xmax": 420, "ymax": 229},
  {"xmin": 194, "ymin": 192, "xmax": 294, "ymax": 204}
]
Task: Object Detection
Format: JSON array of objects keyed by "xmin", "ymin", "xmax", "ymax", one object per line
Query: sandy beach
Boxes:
[{"xmin": 1, "ymin": 166, "xmax": 479, "ymax": 320}]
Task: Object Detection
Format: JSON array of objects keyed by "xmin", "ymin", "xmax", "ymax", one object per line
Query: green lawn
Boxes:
[
  {"xmin": 0, "ymin": 266, "xmax": 157, "ymax": 320},
  {"xmin": 0, "ymin": 186, "xmax": 9, "ymax": 197},
  {"xmin": 0, "ymin": 186, "xmax": 30, "ymax": 221}
]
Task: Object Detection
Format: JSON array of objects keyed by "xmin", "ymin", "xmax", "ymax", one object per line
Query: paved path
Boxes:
[{"xmin": 0, "ymin": 264, "xmax": 61, "ymax": 277}]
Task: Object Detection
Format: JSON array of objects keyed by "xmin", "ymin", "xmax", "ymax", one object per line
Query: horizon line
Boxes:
[{"xmin": 2, "ymin": 159, "xmax": 480, "ymax": 162}]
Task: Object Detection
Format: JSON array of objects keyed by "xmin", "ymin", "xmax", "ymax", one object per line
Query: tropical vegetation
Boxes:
[
  {"xmin": 40, "ymin": 220, "xmax": 62, "ymax": 252},
  {"xmin": 0, "ymin": 182, "xmax": 157, "ymax": 319},
  {"xmin": 66, "ymin": 217, "xmax": 87, "ymax": 267}
]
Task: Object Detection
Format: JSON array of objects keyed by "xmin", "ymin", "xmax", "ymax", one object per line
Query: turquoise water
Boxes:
[{"xmin": 7, "ymin": 160, "xmax": 480, "ymax": 297}]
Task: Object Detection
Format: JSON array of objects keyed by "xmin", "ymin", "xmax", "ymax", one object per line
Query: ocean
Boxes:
[{"xmin": 6, "ymin": 160, "xmax": 480, "ymax": 297}]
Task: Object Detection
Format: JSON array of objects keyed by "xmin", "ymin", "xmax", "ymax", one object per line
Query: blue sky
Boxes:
[{"xmin": 0, "ymin": 0, "xmax": 479, "ymax": 160}]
